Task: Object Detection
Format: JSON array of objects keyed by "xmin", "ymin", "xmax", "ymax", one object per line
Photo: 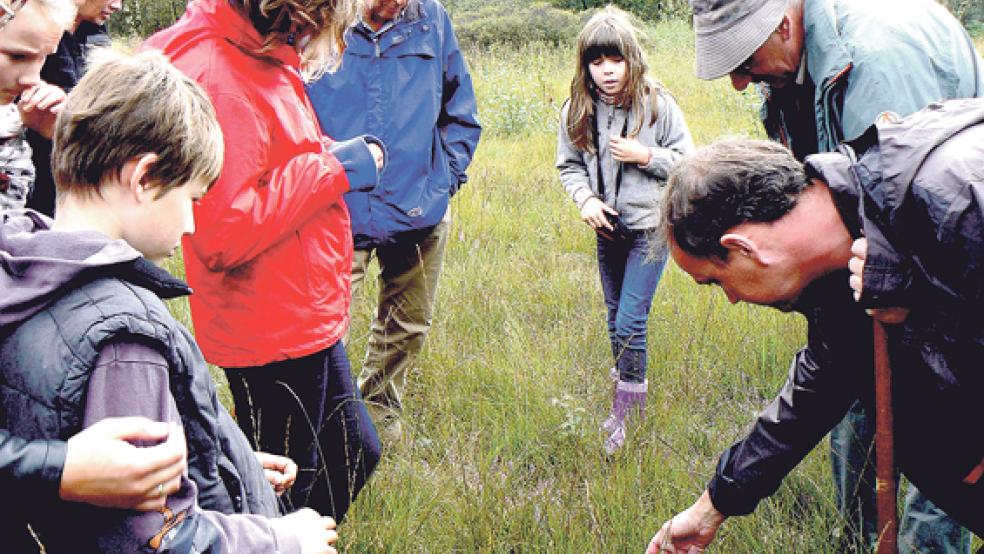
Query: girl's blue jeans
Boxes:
[{"xmin": 596, "ymin": 230, "xmax": 667, "ymax": 383}]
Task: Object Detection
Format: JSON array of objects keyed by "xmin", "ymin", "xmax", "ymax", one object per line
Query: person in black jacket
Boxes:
[
  {"xmin": 647, "ymin": 99, "xmax": 984, "ymax": 552},
  {"xmin": 25, "ymin": 0, "xmax": 120, "ymax": 216}
]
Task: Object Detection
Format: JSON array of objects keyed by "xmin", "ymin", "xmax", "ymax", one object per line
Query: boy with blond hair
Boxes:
[
  {"xmin": 0, "ymin": 0, "xmax": 190, "ymax": 519},
  {"xmin": 0, "ymin": 49, "xmax": 338, "ymax": 553}
]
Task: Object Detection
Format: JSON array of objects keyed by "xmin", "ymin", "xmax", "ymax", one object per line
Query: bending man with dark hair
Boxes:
[
  {"xmin": 647, "ymin": 98, "xmax": 984, "ymax": 552},
  {"xmin": 688, "ymin": 0, "xmax": 984, "ymax": 546}
]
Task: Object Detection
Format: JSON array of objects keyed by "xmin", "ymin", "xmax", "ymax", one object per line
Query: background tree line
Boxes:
[
  {"xmin": 111, "ymin": 0, "xmax": 981, "ymax": 43},
  {"xmin": 106, "ymin": 0, "xmax": 184, "ymax": 37}
]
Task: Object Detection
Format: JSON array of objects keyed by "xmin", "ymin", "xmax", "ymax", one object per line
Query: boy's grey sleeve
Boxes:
[
  {"xmin": 83, "ymin": 342, "xmax": 301, "ymax": 554},
  {"xmin": 639, "ymin": 94, "xmax": 695, "ymax": 179},
  {"xmin": 556, "ymin": 104, "xmax": 595, "ymax": 209}
]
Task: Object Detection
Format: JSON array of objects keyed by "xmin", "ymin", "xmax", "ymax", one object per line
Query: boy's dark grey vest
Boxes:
[{"xmin": 0, "ymin": 259, "xmax": 279, "ymax": 550}]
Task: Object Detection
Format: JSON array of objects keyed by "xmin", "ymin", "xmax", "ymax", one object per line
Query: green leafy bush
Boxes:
[
  {"xmin": 454, "ymin": 2, "xmax": 581, "ymax": 49},
  {"xmin": 107, "ymin": 0, "xmax": 185, "ymax": 37},
  {"xmin": 938, "ymin": 0, "xmax": 984, "ymax": 26},
  {"xmin": 546, "ymin": 0, "xmax": 690, "ymax": 22}
]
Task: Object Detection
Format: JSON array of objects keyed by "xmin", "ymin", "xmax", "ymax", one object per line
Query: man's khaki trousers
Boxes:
[{"xmin": 350, "ymin": 210, "xmax": 450, "ymax": 422}]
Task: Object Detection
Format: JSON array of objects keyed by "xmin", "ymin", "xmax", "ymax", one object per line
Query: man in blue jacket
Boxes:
[
  {"xmin": 307, "ymin": 0, "xmax": 481, "ymax": 439},
  {"xmin": 688, "ymin": 0, "xmax": 984, "ymax": 550}
]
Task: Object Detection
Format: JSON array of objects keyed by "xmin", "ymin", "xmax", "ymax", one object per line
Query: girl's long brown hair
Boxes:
[
  {"xmin": 566, "ymin": 6, "xmax": 663, "ymax": 153},
  {"xmin": 238, "ymin": 0, "xmax": 356, "ymax": 79}
]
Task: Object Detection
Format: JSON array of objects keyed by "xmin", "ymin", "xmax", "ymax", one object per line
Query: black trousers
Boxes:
[{"xmin": 225, "ymin": 341, "xmax": 381, "ymax": 521}]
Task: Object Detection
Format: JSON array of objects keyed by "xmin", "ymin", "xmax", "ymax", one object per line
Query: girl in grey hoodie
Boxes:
[{"xmin": 555, "ymin": 7, "xmax": 693, "ymax": 455}]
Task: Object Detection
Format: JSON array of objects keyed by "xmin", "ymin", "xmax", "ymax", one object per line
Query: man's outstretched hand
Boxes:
[{"xmin": 646, "ymin": 490, "xmax": 725, "ymax": 554}]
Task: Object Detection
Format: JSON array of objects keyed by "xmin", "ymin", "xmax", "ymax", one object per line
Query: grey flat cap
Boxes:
[{"xmin": 690, "ymin": 0, "xmax": 788, "ymax": 80}]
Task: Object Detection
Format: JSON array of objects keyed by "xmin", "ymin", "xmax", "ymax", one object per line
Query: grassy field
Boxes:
[{"xmin": 160, "ymin": 25, "xmax": 984, "ymax": 554}]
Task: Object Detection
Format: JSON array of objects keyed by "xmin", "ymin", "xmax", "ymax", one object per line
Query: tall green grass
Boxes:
[
  {"xmin": 157, "ymin": 20, "xmax": 984, "ymax": 554},
  {"xmin": 335, "ymin": 26, "xmax": 824, "ymax": 552}
]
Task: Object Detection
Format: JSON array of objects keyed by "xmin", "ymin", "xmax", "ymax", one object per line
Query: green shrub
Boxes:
[
  {"xmin": 445, "ymin": 0, "xmax": 529, "ymax": 17},
  {"xmin": 107, "ymin": 0, "xmax": 184, "ymax": 37},
  {"xmin": 939, "ymin": 0, "xmax": 984, "ymax": 26},
  {"xmin": 467, "ymin": 42, "xmax": 571, "ymax": 137},
  {"xmin": 454, "ymin": 2, "xmax": 581, "ymax": 49},
  {"xmin": 547, "ymin": 0, "xmax": 690, "ymax": 22}
]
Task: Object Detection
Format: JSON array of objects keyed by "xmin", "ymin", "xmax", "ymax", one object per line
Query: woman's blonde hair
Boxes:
[
  {"xmin": 565, "ymin": 6, "xmax": 663, "ymax": 153},
  {"xmin": 239, "ymin": 0, "xmax": 357, "ymax": 79}
]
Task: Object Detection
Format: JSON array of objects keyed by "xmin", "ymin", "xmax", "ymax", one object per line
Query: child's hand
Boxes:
[
  {"xmin": 18, "ymin": 83, "xmax": 67, "ymax": 140},
  {"xmin": 609, "ymin": 136, "xmax": 651, "ymax": 166},
  {"xmin": 273, "ymin": 509, "xmax": 338, "ymax": 554},
  {"xmin": 580, "ymin": 196, "xmax": 618, "ymax": 231},
  {"xmin": 255, "ymin": 451, "xmax": 298, "ymax": 495}
]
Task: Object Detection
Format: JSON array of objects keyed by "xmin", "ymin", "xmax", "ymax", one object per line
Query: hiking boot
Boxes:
[{"xmin": 366, "ymin": 402, "xmax": 404, "ymax": 445}]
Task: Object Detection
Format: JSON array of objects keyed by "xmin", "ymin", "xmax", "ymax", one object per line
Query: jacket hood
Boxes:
[
  {"xmin": 0, "ymin": 210, "xmax": 188, "ymax": 332},
  {"xmin": 144, "ymin": 0, "xmax": 299, "ymax": 68},
  {"xmin": 876, "ymin": 100, "xmax": 984, "ymax": 202}
]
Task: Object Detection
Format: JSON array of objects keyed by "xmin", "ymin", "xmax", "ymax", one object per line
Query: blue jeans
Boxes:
[
  {"xmin": 597, "ymin": 231, "xmax": 667, "ymax": 383},
  {"xmin": 831, "ymin": 400, "xmax": 970, "ymax": 553},
  {"xmin": 225, "ymin": 341, "xmax": 381, "ymax": 521}
]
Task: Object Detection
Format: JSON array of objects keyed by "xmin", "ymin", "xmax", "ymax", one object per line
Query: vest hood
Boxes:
[{"xmin": 0, "ymin": 210, "xmax": 189, "ymax": 332}]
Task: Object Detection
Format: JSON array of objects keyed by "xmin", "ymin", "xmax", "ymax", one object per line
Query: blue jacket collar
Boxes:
[
  {"xmin": 355, "ymin": 0, "xmax": 424, "ymax": 37},
  {"xmin": 802, "ymin": 0, "xmax": 852, "ymax": 92}
]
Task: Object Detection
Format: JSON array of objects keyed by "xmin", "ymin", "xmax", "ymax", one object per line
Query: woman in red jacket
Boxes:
[{"xmin": 144, "ymin": 0, "xmax": 383, "ymax": 520}]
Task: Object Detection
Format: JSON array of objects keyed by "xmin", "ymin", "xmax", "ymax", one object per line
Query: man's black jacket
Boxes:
[{"xmin": 707, "ymin": 99, "xmax": 984, "ymax": 535}]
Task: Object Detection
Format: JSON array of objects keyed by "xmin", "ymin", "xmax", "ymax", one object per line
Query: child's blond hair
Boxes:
[
  {"xmin": 51, "ymin": 49, "xmax": 224, "ymax": 200},
  {"xmin": 7, "ymin": 0, "xmax": 77, "ymax": 33}
]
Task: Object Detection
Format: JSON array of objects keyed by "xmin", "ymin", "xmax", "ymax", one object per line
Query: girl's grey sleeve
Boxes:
[
  {"xmin": 639, "ymin": 93, "xmax": 695, "ymax": 179},
  {"xmin": 555, "ymin": 104, "xmax": 595, "ymax": 209}
]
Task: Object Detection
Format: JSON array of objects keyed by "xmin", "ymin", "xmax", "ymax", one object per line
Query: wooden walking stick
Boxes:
[{"xmin": 872, "ymin": 320, "xmax": 898, "ymax": 554}]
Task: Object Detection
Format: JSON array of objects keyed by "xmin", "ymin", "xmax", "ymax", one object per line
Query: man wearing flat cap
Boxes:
[{"xmin": 686, "ymin": 0, "xmax": 984, "ymax": 551}]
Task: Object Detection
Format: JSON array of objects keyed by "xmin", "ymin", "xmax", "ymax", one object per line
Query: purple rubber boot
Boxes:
[{"xmin": 602, "ymin": 379, "xmax": 647, "ymax": 455}]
